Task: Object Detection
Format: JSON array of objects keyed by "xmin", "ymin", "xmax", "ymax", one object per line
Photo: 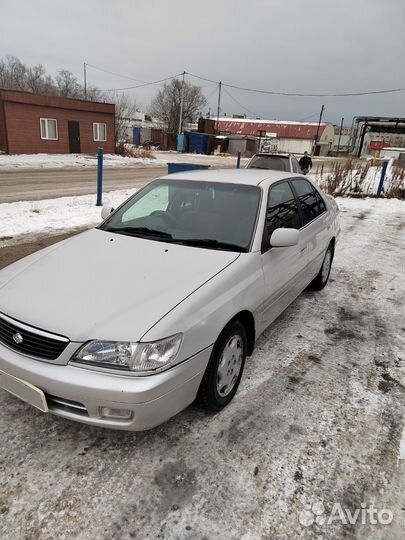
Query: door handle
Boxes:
[{"xmin": 300, "ymin": 246, "xmax": 307, "ymax": 252}]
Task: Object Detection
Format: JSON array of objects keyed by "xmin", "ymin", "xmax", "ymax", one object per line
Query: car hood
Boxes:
[{"xmin": 0, "ymin": 229, "xmax": 239, "ymax": 342}]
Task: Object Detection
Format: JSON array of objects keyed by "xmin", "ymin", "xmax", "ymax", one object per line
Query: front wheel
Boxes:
[
  {"xmin": 197, "ymin": 321, "xmax": 247, "ymax": 412},
  {"xmin": 309, "ymin": 243, "xmax": 334, "ymax": 290}
]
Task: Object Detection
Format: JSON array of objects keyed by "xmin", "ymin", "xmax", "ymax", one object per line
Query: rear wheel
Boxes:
[
  {"xmin": 197, "ymin": 320, "xmax": 247, "ymax": 412},
  {"xmin": 309, "ymin": 243, "xmax": 334, "ymax": 290}
]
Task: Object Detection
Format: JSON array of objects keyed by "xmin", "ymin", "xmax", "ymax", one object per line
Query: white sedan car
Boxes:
[{"xmin": 0, "ymin": 169, "xmax": 340, "ymax": 431}]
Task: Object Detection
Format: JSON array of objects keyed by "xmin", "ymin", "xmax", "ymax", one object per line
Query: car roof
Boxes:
[
  {"xmin": 251, "ymin": 152, "xmax": 293, "ymax": 158},
  {"xmin": 158, "ymin": 168, "xmax": 304, "ymax": 187}
]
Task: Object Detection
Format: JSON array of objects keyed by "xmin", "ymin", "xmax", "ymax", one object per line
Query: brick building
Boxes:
[{"xmin": 0, "ymin": 89, "xmax": 115, "ymax": 154}]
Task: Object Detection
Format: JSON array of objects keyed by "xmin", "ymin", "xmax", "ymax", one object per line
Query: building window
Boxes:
[
  {"xmin": 40, "ymin": 118, "xmax": 58, "ymax": 140},
  {"xmin": 93, "ymin": 123, "xmax": 107, "ymax": 142}
]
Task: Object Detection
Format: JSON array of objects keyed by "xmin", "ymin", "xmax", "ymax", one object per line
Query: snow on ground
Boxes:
[
  {"xmin": 0, "ymin": 188, "xmax": 137, "ymax": 240},
  {"xmin": 0, "ymin": 197, "xmax": 404, "ymax": 540},
  {"xmin": 0, "ymin": 151, "xmax": 245, "ymax": 170}
]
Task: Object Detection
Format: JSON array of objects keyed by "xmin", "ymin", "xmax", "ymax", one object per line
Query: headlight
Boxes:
[{"xmin": 72, "ymin": 333, "xmax": 182, "ymax": 373}]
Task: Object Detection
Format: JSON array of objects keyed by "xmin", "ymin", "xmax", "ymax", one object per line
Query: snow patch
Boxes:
[
  {"xmin": 0, "ymin": 189, "xmax": 136, "ymax": 240},
  {"xmin": 0, "ymin": 151, "xmax": 246, "ymax": 170}
]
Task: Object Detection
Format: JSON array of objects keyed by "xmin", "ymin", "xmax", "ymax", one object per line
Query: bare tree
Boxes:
[
  {"xmin": 0, "ymin": 56, "xmax": 28, "ymax": 90},
  {"xmin": 0, "ymin": 55, "xmax": 107, "ymax": 102},
  {"xmin": 86, "ymin": 85, "xmax": 107, "ymax": 103},
  {"xmin": 56, "ymin": 70, "xmax": 82, "ymax": 98},
  {"xmin": 26, "ymin": 64, "xmax": 55, "ymax": 94},
  {"xmin": 150, "ymin": 79, "xmax": 206, "ymax": 133},
  {"xmin": 112, "ymin": 92, "xmax": 137, "ymax": 142}
]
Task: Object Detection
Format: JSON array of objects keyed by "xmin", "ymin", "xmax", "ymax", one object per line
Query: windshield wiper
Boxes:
[
  {"xmin": 106, "ymin": 227, "xmax": 172, "ymax": 239},
  {"xmin": 173, "ymin": 238, "xmax": 247, "ymax": 252}
]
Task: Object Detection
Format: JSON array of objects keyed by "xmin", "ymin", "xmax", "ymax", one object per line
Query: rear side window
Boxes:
[
  {"xmin": 291, "ymin": 179, "xmax": 326, "ymax": 226},
  {"xmin": 266, "ymin": 181, "xmax": 301, "ymax": 236},
  {"xmin": 248, "ymin": 155, "xmax": 290, "ymax": 171}
]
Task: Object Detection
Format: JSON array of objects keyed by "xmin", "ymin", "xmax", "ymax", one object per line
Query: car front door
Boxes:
[
  {"xmin": 290, "ymin": 178, "xmax": 331, "ymax": 282},
  {"xmin": 260, "ymin": 181, "xmax": 308, "ymax": 329}
]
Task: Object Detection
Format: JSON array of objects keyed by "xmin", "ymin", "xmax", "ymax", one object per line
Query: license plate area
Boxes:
[{"xmin": 0, "ymin": 369, "xmax": 48, "ymax": 412}]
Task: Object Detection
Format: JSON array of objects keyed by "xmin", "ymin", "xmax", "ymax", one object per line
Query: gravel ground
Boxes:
[{"xmin": 0, "ymin": 198, "xmax": 404, "ymax": 540}]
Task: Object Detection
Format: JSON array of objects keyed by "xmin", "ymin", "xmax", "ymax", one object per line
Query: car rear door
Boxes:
[
  {"xmin": 260, "ymin": 181, "xmax": 308, "ymax": 329},
  {"xmin": 290, "ymin": 178, "xmax": 331, "ymax": 282}
]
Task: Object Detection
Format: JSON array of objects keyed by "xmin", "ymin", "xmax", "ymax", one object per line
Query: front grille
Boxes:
[
  {"xmin": 0, "ymin": 312, "xmax": 69, "ymax": 360},
  {"xmin": 46, "ymin": 393, "xmax": 89, "ymax": 417}
]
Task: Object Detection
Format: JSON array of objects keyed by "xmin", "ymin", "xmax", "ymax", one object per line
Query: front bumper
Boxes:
[{"xmin": 0, "ymin": 342, "xmax": 212, "ymax": 431}]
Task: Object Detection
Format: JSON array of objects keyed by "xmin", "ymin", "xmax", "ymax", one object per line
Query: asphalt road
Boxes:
[
  {"xmin": 0, "ymin": 167, "xmax": 167, "ymax": 203},
  {"xmin": 0, "ymin": 157, "xmax": 335, "ymax": 204}
]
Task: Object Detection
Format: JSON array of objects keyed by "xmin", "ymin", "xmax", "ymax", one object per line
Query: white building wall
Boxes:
[
  {"xmin": 319, "ymin": 124, "xmax": 335, "ymax": 146},
  {"xmin": 333, "ymin": 133, "xmax": 351, "ymax": 150},
  {"xmin": 276, "ymin": 138, "xmax": 312, "ymax": 154},
  {"xmin": 228, "ymin": 138, "xmax": 247, "ymax": 155}
]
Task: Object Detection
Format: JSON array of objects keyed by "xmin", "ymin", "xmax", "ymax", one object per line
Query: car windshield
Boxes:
[
  {"xmin": 100, "ymin": 180, "xmax": 261, "ymax": 252},
  {"xmin": 248, "ymin": 155, "xmax": 290, "ymax": 171}
]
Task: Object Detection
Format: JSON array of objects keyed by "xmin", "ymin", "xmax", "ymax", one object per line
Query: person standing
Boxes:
[{"xmin": 299, "ymin": 152, "xmax": 313, "ymax": 175}]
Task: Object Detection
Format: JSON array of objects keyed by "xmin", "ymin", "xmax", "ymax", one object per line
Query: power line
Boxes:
[
  {"xmin": 222, "ymin": 87, "xmax": 260, "ymax": 118},
  {"xmin": 186, "ymin": 71, "xmax": 219, "ymax": 85},
  {"xmin": 84, "ymin": 64, "xmax": 405, "ymax": 98},
  {"xmin": 85, "ymin": 63, "xmax": 151, "ymax": 84},
  {"xmin": 102, "ymin": 72, "xmax": 184, "ymax": 92},
  {"xmin": 223, "ymin": 81, "xmax": 405, "ymax": 97},
  {"xmin": 186, "ymin": 71, "xmax": 405, "ymax": 97},
  {"xmin": 205, "ymin": 84, "xmax": 221, "ymax": 104},
  {"xmin": 299, "ymin": 111, "xmax": 323, "ymax": 121}
]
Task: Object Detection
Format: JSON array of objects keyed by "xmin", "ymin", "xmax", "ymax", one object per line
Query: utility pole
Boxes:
[
  {"xmin": 178, "ymin": 71, "xmax": 186, "ymax": 135},
  {"xmin": 313, "ymin": 104, "xmax": 325, "ymax": 155},
  {"xmin": 337, "ymin": 116, "xmax": 344, "ymax": 154},
  {"xmin": 216, "ymin": 81, "xmax": 222, "ymax": 133},
  {"xmin": 83, "ymin": 62, "xmax": 87, "ymax": 100}
]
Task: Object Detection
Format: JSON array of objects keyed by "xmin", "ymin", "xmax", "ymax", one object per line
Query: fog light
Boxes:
[{"xmin": 100, "ymin": 407, "xmax": 133, "ymax": 420}]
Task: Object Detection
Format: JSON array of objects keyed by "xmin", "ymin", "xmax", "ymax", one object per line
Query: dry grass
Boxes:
[
  {"xmin": 385, "ymin": 164, "xmax": 405, "ymax": 198},
  {"xmin": 115, "ymin": 142, "xmax": 155, "ymax": 160},
  {"xmin": 317, "ymin": 159, "xmax": 371, "ymax": 196},
  {"xmin": 133, "ymin": 148, "xmax": 155, "ymax": 159},
  {"xmin": 316, "ymin": 159, "xmax": 404, "ymax": 199}
]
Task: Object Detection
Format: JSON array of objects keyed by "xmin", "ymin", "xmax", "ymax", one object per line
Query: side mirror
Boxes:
[
  {"xmin": 101, "ymin": 205, "xmax": 114, "ymax": 220},
  {"xmin": 270, "ymin": 228, "xmax": 299, "ymax": 247}
]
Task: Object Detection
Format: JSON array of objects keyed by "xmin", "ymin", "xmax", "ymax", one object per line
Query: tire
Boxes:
[
  {"xmin": 309, "ymin": 242, "xmax": 334, "ymax": 291},
  {"xmin": 197, "ymin": 320, "xmax": 247, "ymax": 412}
]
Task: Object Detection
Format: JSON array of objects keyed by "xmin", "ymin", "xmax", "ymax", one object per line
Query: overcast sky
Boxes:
[{"xmin": 1, "ymin": 0, "xmax": 404, "ymax": 125}]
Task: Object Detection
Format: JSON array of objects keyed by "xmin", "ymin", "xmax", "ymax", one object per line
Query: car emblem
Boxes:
[{"xmin": 13, "ymin": 332, "xmax": 23, "ymax": 344}]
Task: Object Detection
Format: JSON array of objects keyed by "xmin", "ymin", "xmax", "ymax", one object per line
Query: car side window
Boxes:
[
  {"xmin": 291, "ymin": 179, "xmax": 326, "ymax": 226},
  {"xmin": 264, "ymin": 182, "xmax": 301, "ymax": 246},
  {"xmin": 292, "ymin": 158, "xmax": 299, "ymax": 173}
]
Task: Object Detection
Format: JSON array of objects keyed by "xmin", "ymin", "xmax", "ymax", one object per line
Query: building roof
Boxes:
[
  {"xmin": 0, "ymin": 88, "xmax": 115, "ymax": 114},
  {"xmin": 159, "ymin": 168, "xmax": 303, "ymax": 187},
  {"xmin": 216, "ymin": 117, "xmax": 328, "ymax": 140}
]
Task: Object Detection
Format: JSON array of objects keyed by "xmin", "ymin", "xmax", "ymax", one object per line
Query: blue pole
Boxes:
[
  {"xmin": 236, "ymin": 151, "xmax": 241, "ymax": 169},
  {"xmin": 376, "ymin": 160, "xmax": 388, "ymax": 197},
  {"xmin": 96, "ymin": 147, "xmax": 103, "ymax": 206}
]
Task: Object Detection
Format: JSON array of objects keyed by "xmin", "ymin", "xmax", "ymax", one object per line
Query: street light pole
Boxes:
[
  {"xmin": 216, "ymin": 81, "xmax": 222, "ymax": 133},
  {"xmin": 83, "ymin": 62, "xmax": 87, "ymax": 100},
  {"xmin": 313, "ymin": 104, "xmax": 325, "ymax": 155},
  {"xmin": 337, "ymin": 116, "xmax": 344, "ymax": 154},
  {"xmin": 178, "ymin": 71, "xmax": 186, "ymax": 135}
]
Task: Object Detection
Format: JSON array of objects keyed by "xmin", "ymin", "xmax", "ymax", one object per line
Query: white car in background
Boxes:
[
  {"xmin": 0, "ymin": 169, "xmax": 340, "ymax": 431},
  {"xmin": 246, "ymin": 152, "xmax": 301, "ymax": 173}
]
